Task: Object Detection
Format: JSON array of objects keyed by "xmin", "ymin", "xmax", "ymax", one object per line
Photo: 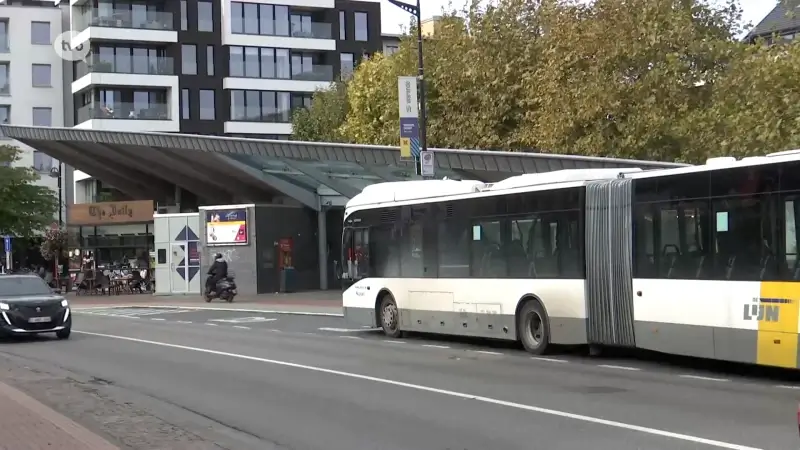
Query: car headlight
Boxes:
[
  {"xmin": 61, "ymin": 299, "xmax": 69, "ymax": 307},
  {"xmin": 0, "ymin": 303, "xmax": 8, "ymax": 311}
]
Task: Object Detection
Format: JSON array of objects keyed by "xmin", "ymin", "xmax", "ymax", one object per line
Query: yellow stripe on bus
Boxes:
[{"xmin": 756, "ymin": 282, "xmax": 800, "ymax": 368}]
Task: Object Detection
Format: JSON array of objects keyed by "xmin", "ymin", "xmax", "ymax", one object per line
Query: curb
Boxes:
[{"xmin": 73, "ymin": 305, "xmax": 344, "ymax": 317}]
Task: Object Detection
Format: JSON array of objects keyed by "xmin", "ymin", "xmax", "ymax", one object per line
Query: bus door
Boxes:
[{"xmin": 341, "ymin": 227, "xmax": 369, "ymax": 290}]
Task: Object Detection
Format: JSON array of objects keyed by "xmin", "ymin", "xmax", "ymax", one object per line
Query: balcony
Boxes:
[
  {"xmin": 0, "ymin": 83, "xmax": 8, "ymax": 95},
  {"xmin": 224, "ymin": 64, "xmax": 334, "ymax": 93},
  {"xmin": 76, "ymin": 55, "xmax": 174, "ymax": 78},
  {"xmin": 291, "ymin": 22, "xmax": 332, "ymax": 40},
  {"xmin": 75, "ymin": 101, "xmax": 177, "ymax": 132},
  {"xmin": 293, "ymin": 65, "xmax": 333, "ymax": 82},
  {"xmin": 73, "ymin": 8, "xmax": 177, "ymax": 45}
]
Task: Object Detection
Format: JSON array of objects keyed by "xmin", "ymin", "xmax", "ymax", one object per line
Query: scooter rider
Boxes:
[{"xmin": 206, "ymin": 253, "xmax": 228, "ymax": 294}]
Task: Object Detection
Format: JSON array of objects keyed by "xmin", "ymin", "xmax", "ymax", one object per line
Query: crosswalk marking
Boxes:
[{"xmin": 77, "ymin": 307, "xmax": 190, "ymax": 318}]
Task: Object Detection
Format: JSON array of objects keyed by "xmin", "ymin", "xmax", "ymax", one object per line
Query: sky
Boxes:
[{"xmin": 378, "ymin": 0, "xmax": 777, "ymax": 35}]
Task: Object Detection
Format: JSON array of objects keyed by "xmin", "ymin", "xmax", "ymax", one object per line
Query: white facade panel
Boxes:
[
  {"xmin": 223, "ymin": 77, "xmax": 331, "ymax": 93},
  {"xmin": 72, "ymin": 73, "xmax": 178, "ymax": 94},
  {"xmin": 73, "ymin": 118, "xmax": 179, "ymax": 132},
  {"xmin": 222, "ymin": 33, "xmax": 336, "ymax": 51},
  {"xmin": 72, "ymin": 27, "xmax": 178, "ymax": 46},
  {"xmin": 224, "ymin": 121, "xmax": 292, "ymax": 135}
]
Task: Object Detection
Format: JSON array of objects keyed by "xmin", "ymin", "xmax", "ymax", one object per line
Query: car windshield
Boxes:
[{"xmin": 0, "ymin": 277, "xmax": 52, "ymax": 296}]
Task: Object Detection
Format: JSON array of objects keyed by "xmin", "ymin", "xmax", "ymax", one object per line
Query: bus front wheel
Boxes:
[
  {"xmin": 379, "ymin": 295, "xmax": 403, "ymax": 339},
  {"xmin": 518, "ymin": 301, "xmax": 550, "ymax": 355}
]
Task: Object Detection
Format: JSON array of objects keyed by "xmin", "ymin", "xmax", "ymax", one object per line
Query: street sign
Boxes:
[
  {"xmin": 420, "ymin": 151, "xmax": 435, "ymax": 177},
  {"xmin": 3, "ymin": 236, "xmax": 10, "ymax": 253}
]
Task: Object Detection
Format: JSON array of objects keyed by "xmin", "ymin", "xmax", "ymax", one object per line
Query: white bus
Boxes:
[{"xmin": 341, "ymin": 152, "xmax": 800, "ymax": 369}]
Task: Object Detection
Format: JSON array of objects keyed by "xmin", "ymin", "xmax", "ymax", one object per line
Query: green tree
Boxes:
[
  {"xmin": 0, "ymin": 145, "xmax": 59, "ymax": 237},
  {"xmin": 291, "ymin": 81, "xmax": 350, "ymax": 142}
]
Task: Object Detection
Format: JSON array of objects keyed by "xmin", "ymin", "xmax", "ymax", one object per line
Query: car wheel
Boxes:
[
  {"xmin": 379, "ymin": 294, "xmax": 403, "ymax": 338},
  {"xmin": 56, "ymin": 327, "xmax": 71, "ymax": 340},
  {"xmin": 518, "ymin": 300, "xmax": 549, "ymax": 355}
]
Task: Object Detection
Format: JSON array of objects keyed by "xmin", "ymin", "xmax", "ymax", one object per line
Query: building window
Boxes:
[
  {"xmin": 32, "ymin": 64, "xmax": 51, "ymax": 87},
  {"xmin": 182, "ymin": 44, "xmax": 197, "ymax": 75},
  {"xmin": 180, "ymin": 0, "xmax": 188, "ymax": 30},
  {"xmin": 230, "ymin": 90, "xmax": 291, "ymax": 122},
  {"xmin": 198, "ymin": 1, "xmax": 213, "ymax": 32},
  {"xmin": 0, "ymin": 63, "xmax": 8, "ymax": 94},
  {"xmin": 33, "ymin": 151, "xmax": 53, "ymax": 173},
  {"xmin": 206, "ymin": 46, "xmax": 214, "ymax": 76},
  {"xmin": 340, "ymin": 53, "xmax": 354, "ymax": 79},
  {"xmin": 32, "ymin": 107, "xmax": 52, "ymax": 127},
  {"xmin": 385, "ymin": 45, "xmax": 399, "ymax": 55},
  {"xmin": 31, "ymin": 21, "xmax": 50, "ymax": 45},
  {"xmin": 354, "ymin": 12, "xmax": 368, "ymax": 41},
  {"xmin": 0, "ymin": 20, "xmax": 8, "ymax": 52},
  {"xmin": 181, "ymin": 88, "xmax": 190, "ymax": 119},
  {"xmin": 0, "ymin": 105, "xmax": 9, "ymax": 124},
  {"xmin": 199, "ymin": 90, "xmax": 215, "ymax": 120},
  {"xmin": 339, "ymin": 11, "xmax": 346, "ymax": 40},
  {"xmin": 230, "ymin": 2, "xmax": 315, "ymax": 38},
  {"xmin": 229, "ymin": 46, "xmax": 290, "ymax": 79}
]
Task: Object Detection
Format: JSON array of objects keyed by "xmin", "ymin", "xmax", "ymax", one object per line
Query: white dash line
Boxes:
[
  {"xmin": 205, "ymin": 323, "xmax": 218, "ymax": 326},
  {"xmin": 474, "ymin": 350, "xmax": 504, "ymax": 355},
  {"xmin": 776, "ymin": 385, "xmax": 800, "ymax": 390},
  {"xmin": 339, "ymin": 335, "xmax": 362, "ymax": 339},
  {"xmin": 150, "ymin": 318, "xmax": 166, "ymax": 321},
  {"xmin": 267, "ymin": 329, "xmax": 282, "ymax": 332},
  {"xmin": 531, "ymin": 357, "xmax": 568, "ymax": 363},
  {"xmin": 176, "ymin": 321, "xmax": 192, "ymax": 324},
  {"xmin": 299, "ymin": 332, "xmax": 316, "ymax": 335},
  {"xmin": 598, "ymin": 364, "xmax": 641, "ymax": 371},
  {"xmin": 679, "ymin": 375, "xmax": 729, "ymax": 382},
  {"xmin": 233, "ymin": 326, "xmax": 250, "ymax": 330},
  {"xmin": 383, "ymin": 340, "xmax": 406, "ymax": 344},
  {"xmin": 422, "ymin": 344, "xmax": 450, "ymax": 349}
]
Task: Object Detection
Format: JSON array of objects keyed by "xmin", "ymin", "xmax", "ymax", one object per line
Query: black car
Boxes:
[{"xmin": 0, "ymin": 274, "xmax": 71, "ymax": 339}]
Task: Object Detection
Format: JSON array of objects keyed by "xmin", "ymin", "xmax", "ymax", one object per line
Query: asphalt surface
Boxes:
[{"xmin": 0, "ymin": 306, "xmax": 797, "ymax": 450}]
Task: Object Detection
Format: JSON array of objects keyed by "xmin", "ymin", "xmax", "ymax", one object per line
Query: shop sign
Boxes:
[{"xmin": 68, "ymin": 200, "xmax": 154, "ymax": 225}]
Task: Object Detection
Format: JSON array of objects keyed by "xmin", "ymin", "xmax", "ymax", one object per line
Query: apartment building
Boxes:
[
  {"xmin": 67, "ymin": 0, "xmax": 383, "ymax": 139},
  {"xmin": 0, "ymin": 0, "xmax": 70, "ymax": 223},
  {"xmin": 746, "ymin": 1, "xmax": 800, "ymax": 44}
]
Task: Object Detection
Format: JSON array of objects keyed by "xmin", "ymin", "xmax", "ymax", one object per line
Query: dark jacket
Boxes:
[{"xmin": 208, "ymin": 258, "xmax": 228, "ymax": 280}]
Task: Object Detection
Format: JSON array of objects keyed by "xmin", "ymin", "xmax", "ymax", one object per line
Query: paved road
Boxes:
[{"xmin": 0, "ymin": 308, "xmax": 797, "ymax": 450}]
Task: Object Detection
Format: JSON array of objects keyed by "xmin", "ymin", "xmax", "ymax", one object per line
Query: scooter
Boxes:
[{"xmin": 204, "ymin": 275, "xmax": 237, "ymax": 303}]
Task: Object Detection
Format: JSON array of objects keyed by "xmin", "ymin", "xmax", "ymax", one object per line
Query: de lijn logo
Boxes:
[{"xmin": 53, "ymin": 31, "xmax": 91, "ymax": 62}]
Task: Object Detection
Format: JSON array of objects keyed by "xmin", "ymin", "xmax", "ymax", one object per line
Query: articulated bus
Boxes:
[{"xmin": 341, "ymin": 151, "xmax": 800, "ymax": 369}]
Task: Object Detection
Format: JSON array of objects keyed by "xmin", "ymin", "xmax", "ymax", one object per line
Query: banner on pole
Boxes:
[{"xmin": 398, "ymin": 76, "xmax": 420, "ymax": 158}]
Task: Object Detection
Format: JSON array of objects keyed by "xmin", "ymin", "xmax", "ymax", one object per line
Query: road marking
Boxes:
[
  {"xmin": 422, "ymin": 344, "xmax": 450, "ymax": 349},
  {"xmin": 74, "ymin": 331, "xmax": 762, "ymax": 450},
  {"xmin": 205, "ymin": 323, "xmax": 218, "ymax": 326},
  {"xmin": 176, "ymin": 321, "xmax": 192, "ymax": 324},
  {"xmin": 776, "ymin": 385, "xmax": 800, "ymax": 390},
  {"xmin": 598, "ymin": 364, "xmax": 641, "ymax": 371},
  {"xmin": 267, "ymin": 329, "xmax": 282, "ymax": 332},
  {"xmin": 474, "ymin": 350, "xmax": 503, "ymax": 355},
  {"xmin": 679, "ymin": 375, "xmax": 729, "ymax": 382},
  {"xmin": 209, "ymin": 317, "xmax": 278, "ymax": 324},
  {"xmin": 76, "ymin": 305, "xmax": 342, "ymax": 317},
  {"xmin": 383, "ymin": 340, "xmax": 406, "ymax": 344},
  {"xmin": 318, "ymin": 327, "xmax": 377, "ymax": 333},
  {"xmin": 233, "ymin": 326, "xmax": 250, "ymax": 330},
  {"xmin": 531, "ymin": 357, "xmax": 568, "ymax": 363},
  {"xmin": 151, "ymin": 318, "xmax": 166, "ymax": 321},
  {"xmin": 339, "ymin": 336, "xmax": 362, "ymax": 340}
]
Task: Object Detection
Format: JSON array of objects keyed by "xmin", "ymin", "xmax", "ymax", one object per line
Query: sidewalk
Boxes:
[
  {"xmin": 68, "ymin": 290, "xmax": 343, "ymax": 315},
  {"xmin": 0, "ymin": 380, "xmax": 119, "ymax": 450}
]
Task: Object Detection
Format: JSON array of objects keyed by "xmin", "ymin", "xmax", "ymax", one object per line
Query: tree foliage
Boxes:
[
  {"xmin": 292, "ymin": 0, "xmax": 800, "ymax": 162},
  {"xmin": 0, "ymin": 145, "xmax": 59, "ymax": 238}
]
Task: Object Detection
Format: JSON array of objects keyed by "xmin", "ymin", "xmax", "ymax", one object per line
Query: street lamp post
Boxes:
[
  {"xmin": 388, "ymin": 0, "xmax": 427, "ymax": 175},
  {"xmin": 49, "ymin": 163, "xmax": 63, "ymax": 226}
]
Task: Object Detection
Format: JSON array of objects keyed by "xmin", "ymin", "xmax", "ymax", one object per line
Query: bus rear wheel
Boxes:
[
  {"xmin": 379, "ymin": 295, "xmax": 403, "ymax": 338},
  {"xmin": 518, "ymin": 301, "xmax": 550, "ymax": 355}
]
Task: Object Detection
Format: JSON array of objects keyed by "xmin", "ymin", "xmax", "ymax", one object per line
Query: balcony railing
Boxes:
[
  {"xmin": 75, "ymin": 55, "xmax": 174, "ymax": 78},
  {"xmin": 290, "ymin": 22, "xmax": 332, "ymax": 39},
  {"xmin": 292, "ymin": 65, "xmax": 333, "ymax": 82},
  {"xmin": 230, "ymin": 110, "xmax": 292, "ymax": 123},
  {"xmin": 0, "ymin": 83, "xmax": 9, "ymax": 95},
  {"xmin": 0, "ymin": 42, "xmax": 8, "ymax": 53},
  {"xmin": 76, "ymin": 9, "xmax": 174, "ymax": 32},
  {"xmin": 77, "ymin": 102, "xmax": 170, "ymax": 123}
]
